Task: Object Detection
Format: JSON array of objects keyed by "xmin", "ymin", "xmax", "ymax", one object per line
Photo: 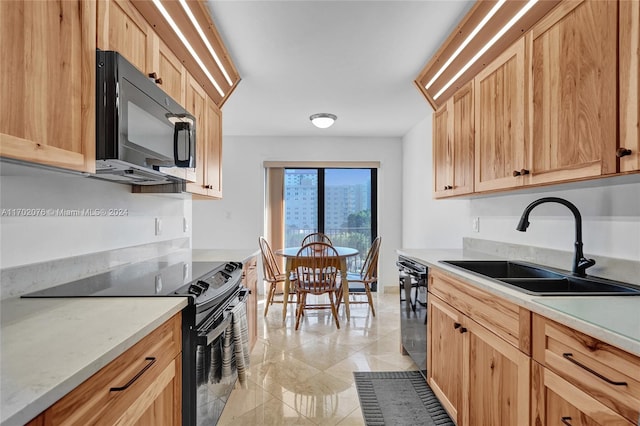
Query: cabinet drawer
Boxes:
[
  {"xmin": 43, "ymin": 312, "xmax": 182, "ymax": 425},
  {"xmin": 532, "ymin": 314, "xmax": 640, "ymax": 423},
  {"xmin": 532, "ymin": 362, "xmax": 634, "ymax": 426},
  {"xmin": 429, "ymin": 269, "xmax": 531, "ymax": 353}
]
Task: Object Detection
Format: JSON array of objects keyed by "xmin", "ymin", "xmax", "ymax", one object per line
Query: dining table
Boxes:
[{"xmin": 275, "ymin": 246, "xmax": 359, "ymax": 322}]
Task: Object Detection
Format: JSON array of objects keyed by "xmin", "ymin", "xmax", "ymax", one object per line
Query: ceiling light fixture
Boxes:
[
  {"xmin": 433, "ymin": 0, "xmax": 539, "ymax": 100},
  {"xmin": 310, "ymin": 113, "xmax": 337, "ymax": 129}
]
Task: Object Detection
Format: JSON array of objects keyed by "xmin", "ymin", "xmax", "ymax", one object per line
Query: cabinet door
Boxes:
[
  {"xmin": 619, "ymin": 0, "xmax": 640, "ymax": 172},
  {"xmin": 128, "ymin": 354, "xmax": 182, "ymax": 426},
  {"xmin": 183, "ymin": 75, "xmax": 208, "ymax": 189},
  {"xmin": 432, "ymin": 103, "xmax": 450, "ymax": 197},
  {"xmin": 532, "ymin": 362, "xmax": 633, "ymax": 426},
  {"xmin": 433, "ymin": 82, "xmax": 474, "ymax": 198},
  {"xmin": 149, "ymin": 34, "xmax": 187, "ymax": 106},
  {"xmin": 97, "ymin": 0, "xmax": 152, "ymax": 74},
  {"xmin": 185, "ymin": 77, "xmax": 208, "ymax": 195},
  {"xmin": 0, "ymin": 0, "xmax": 96, "ymax": 173},
  {"xmin": 428, "ymin": 297, "xmax": 463, "ymax": 423},
  {"xmin": 527, "ymin": 0, "xmax": 617, "ymax": 185},
  {"xmin": 474, "ymin": 38, "xmax": 526, "ymax": 192},
  {"xmin": 204, "ymin": 98, "xmax": 223, "ymax": 198},
  {"xmin": 464, "ymin": 317, "xmax": 530, "ymax": 426}
]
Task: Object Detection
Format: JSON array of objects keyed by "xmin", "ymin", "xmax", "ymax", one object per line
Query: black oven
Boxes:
[
  {"xmin": 189, "ymin": 285, "xmax": 249, "ymax": 425},
  {"xmin": 397, "ymin": 256, "xmax": 428, "ymax": 378}
]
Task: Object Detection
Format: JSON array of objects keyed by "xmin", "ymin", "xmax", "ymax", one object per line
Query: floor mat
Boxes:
[{"xmin": 353, "ymin": 371, "xmax": 454, "ymax": 426}]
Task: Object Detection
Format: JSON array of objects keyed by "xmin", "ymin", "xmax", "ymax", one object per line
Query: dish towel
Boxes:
[
  {"xmin": 231, "ymin": 301, "xmax": 251, "ymax": 388},
  {"xmin": 220, "ymin": 323, "xmax": 234, "ymax": 384},
  {"xmin": 209, "ymin": 338, "xmax": 222, "ymax": 384}
]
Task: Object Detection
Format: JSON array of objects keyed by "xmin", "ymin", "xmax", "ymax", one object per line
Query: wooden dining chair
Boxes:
[
  {"xmin": 293, "ymin": 242, "xmax": 342, "ymax": 330},
  {"xmin": 301, "ymin": 232, "xmax": 333, "ymax": 246},
  {"xmin": 337, "ymin": 236, "xmax": 381, "ymax": 316},
  {"xmin": 258, "ymin": 236, "xmax": 296, "ymax": 316}
]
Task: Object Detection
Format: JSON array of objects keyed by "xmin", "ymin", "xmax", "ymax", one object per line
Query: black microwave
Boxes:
[{"xmin": 95, "ymin": 50, "xmax": 195, "ymax": 185}]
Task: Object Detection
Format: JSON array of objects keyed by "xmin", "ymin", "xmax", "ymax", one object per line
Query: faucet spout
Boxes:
[{"xmin": 516, "ymin": 197, "xmax": 595, "ymax": 277}]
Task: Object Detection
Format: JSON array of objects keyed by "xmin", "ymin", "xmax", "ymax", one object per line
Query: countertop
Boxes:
[
  {"xmin": 397, "ymin": 248, "xmax": 640, "ymax": 357},
  {"xmin": 0, "ymin": 248, "xmax": 259, "ymax": 426},
  {"xmin": 0, "ymin": 297, "xmax": 188, "ymax": 426}
]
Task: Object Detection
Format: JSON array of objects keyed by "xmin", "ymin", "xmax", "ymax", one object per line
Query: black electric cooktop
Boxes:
[{"xmin": 21, "ymin": 259, "xmax": 225, "ymax": 298}]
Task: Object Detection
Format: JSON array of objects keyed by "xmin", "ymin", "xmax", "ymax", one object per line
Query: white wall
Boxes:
[
  {"xmin": 401, "ymin": 116, "xmax": 470, "ymax": 248},
  {"xmin": 468, "ymin": 182, "xmax": 640, "ymax": 261},
  {"xmin": 192, "ymin": 135, "xmax": 403, "ymax": 289},
  {"xmin": 0, "ymin": 163, "xmax": 192, "ymax": 269}
]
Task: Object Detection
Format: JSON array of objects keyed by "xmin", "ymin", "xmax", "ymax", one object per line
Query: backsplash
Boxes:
[
  {"xmin": 464, "ymin": 237, "xmax": 640, "ymax": 286},
  {"xmin": 0, "ymin": 162, "xmax": 192, "ymax": 269}
]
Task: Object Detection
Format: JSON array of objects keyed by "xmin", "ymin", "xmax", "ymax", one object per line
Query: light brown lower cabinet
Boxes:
[
  {"xmin": 427, "ymin": 267, "xmax": 640, "ymax": 426},
  {"xmin": 427, "ymin": 269, "xmax": 530, "ymax": 426},
  {"xmin": 532, "ymin": 314, "xmax": 640, "ymax": 425},
  {"xmin": 26, "ymin": 312, "xmax": 182, "ymax": 426}
]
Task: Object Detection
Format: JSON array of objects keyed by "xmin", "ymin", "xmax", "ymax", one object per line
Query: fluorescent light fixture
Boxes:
[
  {"xmin": 434, "ymin": 0, "xmax": 539, "ymax": 100},
  {"xmin": 426, "ymin": 0, "xmax": 506, "ymax": 90},
  {"xmin": 152, "ymin": 0, "xmax": 225, "ymax": 97},
  {"xmin": 178, "ymin": 0, "xmax": 233, "ymax": 86},
  {"xmin": 310, "ymin": 113, "xmax": 337, "ymax": 129}
]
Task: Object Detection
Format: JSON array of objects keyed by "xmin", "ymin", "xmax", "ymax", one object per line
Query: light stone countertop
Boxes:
[
  {"xmin": 0, "ymin": 296, "xmax": 188, "ymax": 426},
  {"xmin": 397, "ymin": 248, "xmax": 640, "ymax": 356}
]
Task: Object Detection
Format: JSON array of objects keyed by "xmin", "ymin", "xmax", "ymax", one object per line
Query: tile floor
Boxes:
[{"xmin": 217, "ymin": 291, "xmax": 418, "ymax": 425}]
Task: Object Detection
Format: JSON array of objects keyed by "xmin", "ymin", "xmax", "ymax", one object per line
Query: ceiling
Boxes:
[{"xmin": 205, "ymin": 0, "xmax": 474, "ymax": 138}]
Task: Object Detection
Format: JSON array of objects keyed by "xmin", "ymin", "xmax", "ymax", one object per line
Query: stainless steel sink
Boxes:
[{"xmin": 440, "ymin": 260, "xmax": 640, "ymax": 296}]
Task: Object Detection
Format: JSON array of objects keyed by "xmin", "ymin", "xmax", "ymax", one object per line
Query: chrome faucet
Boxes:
[{"xmin": 516, "ymin": 197, "xmax": 595, "ymax": 277}]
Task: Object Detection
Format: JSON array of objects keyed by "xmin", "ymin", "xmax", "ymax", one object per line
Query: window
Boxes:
[{"xmin": 283, "ymin": 168, "xmax": 377, "ymax": 276}]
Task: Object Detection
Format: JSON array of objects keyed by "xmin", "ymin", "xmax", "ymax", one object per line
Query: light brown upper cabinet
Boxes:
[
  {"xmin": 474, "ymin": 39, "xmax": 526, "ymax": 193},
  {"xmin": 420, "ymin": 0, "xmax": 639, "ymax": 198},
  {"xmin": 433, "ymin": 82, "xmax": 474, "ymax": 198},
  {"xmin": 526, "ymin": 0, "xmax": 618, "ymax": 185},
  {"xmin": 187, "ymin": 97, "xmax": 223, "ymax": 199},
  {"xmin": 97, "ymin": 0, "xmax": 188, "ymax": 105},
  {"xmin": 97, "ymin": 0, "xmax": 152, "ymax": 74},
  {"xmin": 0, "ymin": 0, "xmax": 96, "ymax": 173},
  {"xmin": 185, "ymin": 76, "xmax": 223, "ymax": 199},
  {"xmin": 619, "ymin": 0, "xmax": 640, "ymax": 172},
  {"xmin": 150, "ymin": 35, "xmax": 188, "ymax": 107}
]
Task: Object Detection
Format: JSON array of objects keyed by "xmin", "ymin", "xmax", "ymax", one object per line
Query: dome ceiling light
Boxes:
[{"xmin": 310, "ymin": 113, "xmax": 337, "ymax": 129}]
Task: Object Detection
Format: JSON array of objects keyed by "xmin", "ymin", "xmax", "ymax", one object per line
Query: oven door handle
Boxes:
[
  {"xmin": 200, "ymin": 291, "xmax": 249, "ymax": 346},
  {"xmin": 202, "ymin": 311, "xmax": 233, "ymax": 346}
]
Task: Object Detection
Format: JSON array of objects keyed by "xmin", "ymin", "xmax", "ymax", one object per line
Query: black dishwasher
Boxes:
[{"xmin": 397, "ymin": 256, "xmax": 428, "ymax": 378}]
